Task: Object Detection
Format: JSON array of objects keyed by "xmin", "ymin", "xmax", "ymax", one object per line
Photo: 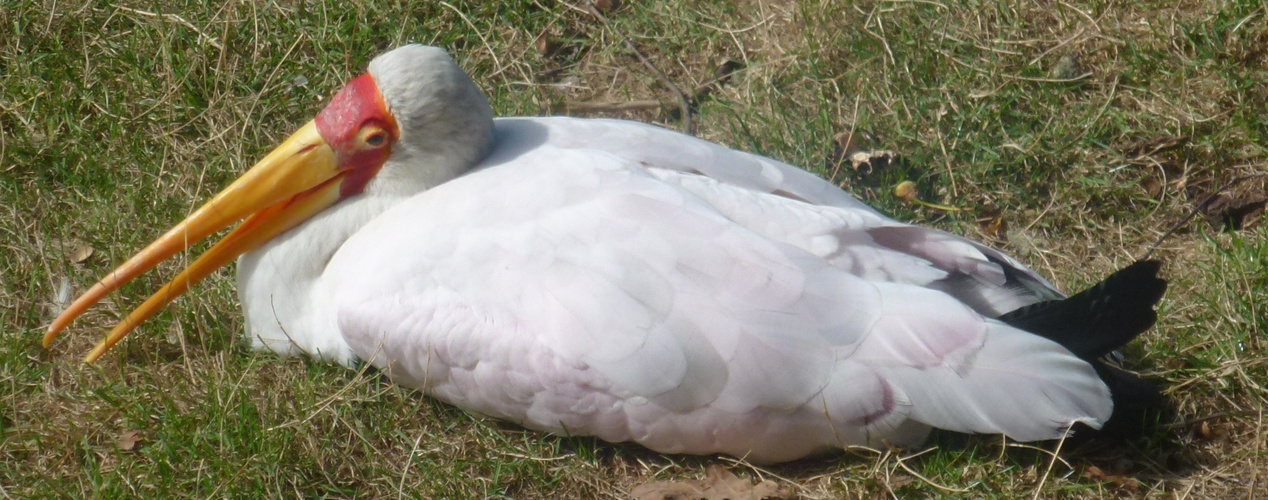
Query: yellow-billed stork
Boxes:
[{"xmin": 44, "ymin": 45, "xmax": 1166, "ymax": 463}]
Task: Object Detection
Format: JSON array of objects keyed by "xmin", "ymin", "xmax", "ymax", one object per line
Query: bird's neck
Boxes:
[
  {"xmin": 235, "ymin": 136, "xmax": 490, "ymax": 363},
  {"xmin": 235, "ymin": 192, "xmax": 408, "ymax": 364}
]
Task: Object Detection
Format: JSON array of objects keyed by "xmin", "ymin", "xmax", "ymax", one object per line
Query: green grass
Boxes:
[{"xmin": 2, "ymin": 0, "xmax": 1266, "ymax": 497}]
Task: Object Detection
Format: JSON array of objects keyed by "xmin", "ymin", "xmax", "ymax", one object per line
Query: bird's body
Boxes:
[
  {"xmin": 49, "ymin": 45, "xmax": 1167, "ymax": 464},
  {"xmin": 241, "ymin": 117, "xmax": 1111, "ymax": 462}
]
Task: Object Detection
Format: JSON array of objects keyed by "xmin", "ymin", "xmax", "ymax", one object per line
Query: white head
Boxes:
[{"xmin": 367, "ymin": 45, "xmax": 494, "ymax": 195}]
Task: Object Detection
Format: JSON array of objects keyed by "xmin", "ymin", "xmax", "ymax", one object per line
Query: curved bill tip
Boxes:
[{"xmin": 44, "ymin": 121, "xmax": 345, "ymax": 362}]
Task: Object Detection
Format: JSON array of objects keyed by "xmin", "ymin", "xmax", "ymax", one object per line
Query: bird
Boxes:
[{"xmin": 44, "ymin": 45, "xmax": 1167, "ymax": 464}]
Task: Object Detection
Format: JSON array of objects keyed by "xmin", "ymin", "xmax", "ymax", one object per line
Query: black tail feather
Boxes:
[
  {"xmin": 997, "ymin": 260, "xmax": 1171, "ymax": 444},
  {"xmin": 997, "ymin": 260, "xmax": 1167, "ymax": 361},
  {"xmin": 1070, "ymin": 361, "xmax": 1172, "ymax": 444}
]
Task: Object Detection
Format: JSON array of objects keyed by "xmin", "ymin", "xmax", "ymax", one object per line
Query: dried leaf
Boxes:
[
  {"xmin": 888, "ymin": 474, "xmax": 915, "ymax": 488},
  {"xmin": 535, "ymin": 31, "xmax": 558, "ymax": 58},
  {"xmin": 631, "ymin": 465, "xmax": 798, "ymax": 500},
  {"xmin": 1196, "ymin": 421, "xmax": 1213, "ymax": 439},
  {"xmin": 631, "ymin": 480, "xmax": 702, "ymax": 500},
  {"xmin": 979, "ymin": 216, "xmax": 1005, "ymax": 238},
  {"xmin": 1081, "ymin": 464, "xmax": 1140, "ymax": 491},
  {"xmin": 749, "ymin": 480, "xmax": 788, "ymax": 499},
  {"xmin": 116, "ymin": 430, "xmax": 142, "ymax": 451},
  {"xmin": 1115, "ymin": 478, "xmax": 1141, "ymax": 492},
  {"xmin": 592, "ymin": 0, "xmax": 621, "ymax": 14},
  {"xmin": 1199, "ymin": 192, "xmax": 1267, "ymax": 232},
  {"xmin": 1140, "ymin": 177, "xmax": 1163, "ymax": 199},
  {"xmin": 1116, "ymin": 136, "xmax": 1188, "ymax": 157},
  {"xmin": 849, "ymin": 149, "xmax": 900, "ymax": 178},
  {"xmin": 1194, "ymin": 420, "xmax": 1227, "ymax": 441},
  {"xmin": 832, "ymin": 132, "xmax": 861, "ymax": 157},
  {"xmin": 71, "ymin": 245, "xmax": 94, "ymax": 264},
  {"xmin": 823, "ymin": 138, "xmax": 893, "ymax": 183}
]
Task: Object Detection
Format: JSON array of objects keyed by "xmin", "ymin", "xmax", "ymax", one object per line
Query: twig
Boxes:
[
  {"xmin": 114, "ymin": 6, "xmax": 223, "ymax": 50},
  {"xmin": 1008, "ymin": 72, "xmax": 1094, "ymax": 83},
  {"xmin": 1031, "ymin": 430, "xmax": 1070, "ymax": 500},
  {"xmin": 439, "ymin": 1, "xmax": 501, "ymax": 73},
  {"xmin": 265, "ymin": 348, "xmax": 381, "ymax": 432},
  {"xmin": 397, "ymin": 432, "xmax": 426, "ymax": 498},
  {"xmin": 894, "ymin": 449, "xmax": 971, "ymax": 493},
  {"xmin": 560, "ymin": 69, "xmax": 745, "ymax": 115},
  {"xmin": 585, "ymin": 2, "xmax": 694, "ymax": 135},
  {"xmin": 1249, "ymin": 406, "xmax": 1263, "ymax": 500},
  {"xmin": 1025, "ymin": 0, "xmax": 1114, "ymax": 68},
  {"xmin": 239, "ymin": 34, "xmax": 305, "ymax": 138},
  {"xmin": 1163, "ymin": 410, "xmax": 1259, "ymax": 429},
  {"xmin": 716, "ymin": 456, "xmax": 807, "ymax": 495},
  {"xmin": 1138, "ymin": 171, "xmax": 1268, "ymax": 261},
  {"xmin": 563, "ymin": 99, "xmax": 666, "ymax": 113}
]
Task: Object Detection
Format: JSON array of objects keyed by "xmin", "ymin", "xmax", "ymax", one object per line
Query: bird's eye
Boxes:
[{"xmin": 365, "ymin": 131, "xmax": 386, "ymax": 147}]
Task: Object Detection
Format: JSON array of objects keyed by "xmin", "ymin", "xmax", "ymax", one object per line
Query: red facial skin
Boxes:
[{"xmin": 315, "ymin": 73, "xmax": 400, "ymax": 198}]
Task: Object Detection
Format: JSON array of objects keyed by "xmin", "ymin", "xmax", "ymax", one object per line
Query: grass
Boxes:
[{"xmin": 2, "ymin": 0, "xmax": 1265, "ymax": 497}]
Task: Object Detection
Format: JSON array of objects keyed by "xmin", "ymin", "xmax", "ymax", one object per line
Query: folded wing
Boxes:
[{"xmin": 327, "ymin": 118, "xmax": 1112, "ymax": 461}]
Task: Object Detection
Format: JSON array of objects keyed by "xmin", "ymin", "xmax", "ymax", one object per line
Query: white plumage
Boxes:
[
  {"xmin": 55, "ymin": 45, "xmax": 1122, "ymax": 464},
  {"xmin": 232, "ymin": 47, "xmax": 1108, "ymax": 463}
]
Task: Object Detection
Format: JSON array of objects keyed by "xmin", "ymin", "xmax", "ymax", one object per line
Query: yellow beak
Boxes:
[{"xmin": 45, "ymin": 121, "xmax": 346, "ymax": 362}]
